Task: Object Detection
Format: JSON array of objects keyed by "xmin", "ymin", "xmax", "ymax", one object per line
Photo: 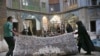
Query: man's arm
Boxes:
[{"xmin": 8, "ymin": 23, "xmax": 19, "ymax": 36}]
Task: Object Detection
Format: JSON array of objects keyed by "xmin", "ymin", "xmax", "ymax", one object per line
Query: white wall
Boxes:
[
  {"xmin": 36, "ymin": 19, "xmax": 41, "ymax": 30},
  {"xmin": 78, "ymin": 8, "xmax": 89, "ymax": 30},
  {"xmin": 0, "ymin": 40, "xmax": 8, "ymax": 52}
]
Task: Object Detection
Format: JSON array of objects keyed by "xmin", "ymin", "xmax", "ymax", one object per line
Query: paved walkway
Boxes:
[{"xmin": 73, "ymin": 52, "xmax": 100, "ymax": 56}]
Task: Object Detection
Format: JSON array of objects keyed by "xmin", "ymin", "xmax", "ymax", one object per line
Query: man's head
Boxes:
[{"xmin": 7, "ymin": 16, "xmax": 13, "ymax": 22}]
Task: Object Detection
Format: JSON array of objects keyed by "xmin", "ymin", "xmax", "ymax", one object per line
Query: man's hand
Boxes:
[{"xmin": 12, "ymin": 30, "xmax": 19, "ymax": 36}]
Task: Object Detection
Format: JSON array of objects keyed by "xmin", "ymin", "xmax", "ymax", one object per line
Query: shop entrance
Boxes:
[
  {"xmin": 13, "ymin": 22, "xmax": 18, "ymax": 31},
  {"xmin": 25, "ymin": 19, "xmax": 36, "ymax": 35},
  {"xmin": 90, "ymin": 20, "xmax": 96, "ymax": 32}
]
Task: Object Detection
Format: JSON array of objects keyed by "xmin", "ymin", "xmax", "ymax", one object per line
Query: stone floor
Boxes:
[
  {"xmin": 0, "ymin": 52, "xmax": 100, "ymax": 56},
  {"xmin": 73, "ymin": 52, "xmax": 100, "ymax": 56}
]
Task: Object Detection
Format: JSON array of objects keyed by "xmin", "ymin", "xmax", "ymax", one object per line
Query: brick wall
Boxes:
[{"xmin": 0, "ymin": 0, "xmax": 7, "ymax": 40}]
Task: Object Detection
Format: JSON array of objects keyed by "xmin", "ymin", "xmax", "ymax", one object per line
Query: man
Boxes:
[
  {"xmin": 4, "ymin": 16, "xmax": 17, "ymax": 56},
  {"xmin": 66, "ymin": 23, "xmax": 73, "ymax": 33}
]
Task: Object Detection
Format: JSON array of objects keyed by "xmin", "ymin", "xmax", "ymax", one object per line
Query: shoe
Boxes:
[
  {"xmin": 6, "ymin": 53, "xmax": 10, "ymax": 56},
  {"xmin": 84, "ymin": 53, "xmax": 91, "ymax": 55},
  {"xmin": 11, "ymin": 53, "xmax": 13, "ymax": 56}
]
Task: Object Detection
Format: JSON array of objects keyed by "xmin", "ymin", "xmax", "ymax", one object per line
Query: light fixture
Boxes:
[
  {"xmin": 51, "ymin": 7, "xmax": 54, "ymax": 11},
  {"xmin": 32, "ymin": 16, "xmax": 35, "ymax": 18},
  {"xmin": 25, "ymin": 2, "xmax": 28, "ymax": 6},
  {"xmin": 22, "ymin": 0, "xmax": 28, "ymax": 6}
]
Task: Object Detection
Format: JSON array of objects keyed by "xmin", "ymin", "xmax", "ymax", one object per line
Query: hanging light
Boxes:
[
  {"xmin": 22, "ymin": 0, "xmax": 28, "ymax": 6},
  {"xmin": 51, "ymin": 7, "xmax": 54, "ymax": 11}
]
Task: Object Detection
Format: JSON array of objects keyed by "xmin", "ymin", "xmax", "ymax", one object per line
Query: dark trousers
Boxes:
[{"xmin": 4, "ymin": 37, "xmax": 15, "ymax": 56}]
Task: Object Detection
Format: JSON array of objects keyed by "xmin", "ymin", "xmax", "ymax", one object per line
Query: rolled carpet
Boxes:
[{"xmin": 14, "ymin": 33, "xmax": 78, "ymax": 56}]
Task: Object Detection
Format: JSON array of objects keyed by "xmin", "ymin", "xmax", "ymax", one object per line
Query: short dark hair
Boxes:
[{"xmin": 7, "ymin": 16, "xmax": 13, "ymax": 21}]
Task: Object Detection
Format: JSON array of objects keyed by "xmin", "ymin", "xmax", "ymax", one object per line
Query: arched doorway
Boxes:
[
  {"xmin": 22, "ymin": 15, "xmax": 38, "ymax": 35},
  {"xmin": 42, "ymin": 16, "xmax": 49, "ymax": 36},
  {"xmin": 50, "ymin": 15, "xmax": 61, "ymax": 33},
  {"xmin": 42, "ymin": 16, "xmax": 49, "ymax": 31},
  {"xmin": 12, "ymin": 16, "xmax": 18, "ymax": 32},
  {"xmin": 23, "ymin": 19, "xmax": 36, "ymax": 35}
]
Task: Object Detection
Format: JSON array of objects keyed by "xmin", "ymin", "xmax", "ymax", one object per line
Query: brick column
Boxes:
[{"xmin": 0, "ymin": 0, "xmax": 7, "ymax": 40}]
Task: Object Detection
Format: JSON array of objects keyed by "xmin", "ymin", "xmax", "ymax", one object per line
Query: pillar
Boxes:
[{"xmin": 0, "ymin": 0, "xmax": 7, "ymax": 40}]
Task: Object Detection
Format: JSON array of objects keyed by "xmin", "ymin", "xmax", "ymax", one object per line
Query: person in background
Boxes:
[
  {"xmin": 4, "ymin": 16, "xmax": 17, "ymax": 56},
  {"xmin": 56, "ymin": 25, "xmax": 61, "ymax": 33},
  {"xmin": 44, "ymin": 31, "xmax": 47, "ymax": 37},
  {"xmin": 61, "ymin": 24, "xmax": 65, "ymax": 34},
  {"xmin": 76, "ymin": 21, "xmax": 95, "ymax": 55},
  {"xmin": 66, "ymin": 23, "xmax": 73, "ymax": 33},
  {"xmin": 28, "ymin": 27, "xmax": 32, "ymax": 35}
]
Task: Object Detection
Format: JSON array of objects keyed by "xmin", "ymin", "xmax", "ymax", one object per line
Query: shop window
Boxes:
[
  {"xmin": 72, "ymin": 0, "xmax": 74, "ymax": 5},
  {"xmin": 42, "ymin": 2, "xmax": 46, "ymax": 8},
  {"xmin": 90, "ymin": 20, "xmax": 96, "ymax": 32},
  {"xmin": 91, "ymin": 0, "xmax": 97, "ymax": 5},
  {"xmin": 63, "ymin": 0, "xmax": 68, "ymax": 11},
  {"xmin": 70, "ymin": 0, "xmax": 72, "ymax": 6},
  {"xmin": 12, "ymin": 0, "xmax": 20, "ymax": 9},
  {"xmin": 49, "ymin": 0, "xmax": 60, "ymax": 12},
  {"xmin": 22, "ymin": 0, "xmax": 40, "ymax": 11},
  {"xmin": 74, "ymin": 0, "xmax": 77, "ymax": 4},
  {"xmin": 69, "ymin": 0, "xmax": 74, "ymax": 6},
  {"xmin": 49, "ymin": 3, "xmax": 60, "ymax": 12},
  {"xmin": 41, "ymin": 2, "xmax": 46, "ymax": 12}
]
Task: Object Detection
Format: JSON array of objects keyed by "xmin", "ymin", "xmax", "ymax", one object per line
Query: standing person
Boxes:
[
  {"xmin": 44, "ymin": 31, "xmax": 47, "ymax": 37},
  {"xmin": 61, "ymin": 24, "xmax": 65, "ymax": 34},
  {"xmin": 3, "ymin": 16, "xmax": 16, "ymax": 56},
  {"xmin": 76, "ymin": 21, "xmax": 95, "ymax": 55},
  {"xmin": 21, "ymin": 29, "xmax": 27, "ymax": 35},
  {"xmin": 56, "ymin": 25, "xmax": 61, "ymax": 33},
  {"xmin": 28, "ymin": 27, "xmax": 32, "ymax": 35},
  {"xmin": 66, "ymin": 23, "xmax": 73, "ymax": 33}
]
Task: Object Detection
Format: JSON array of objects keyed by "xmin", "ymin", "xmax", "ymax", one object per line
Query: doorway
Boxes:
[
  {"xmin": 13, "ymin": 22, "xmax": 18, "ymax": 31},
  {"xmin": 91, "ymin": 0, "xmax": 97, "ymax": 5},
  {"xmin": 90, "ymin": 20, "xmax": 96, "ymax": 32},
  {"xmin": 25, "ymin": 19, "xmax": 36, "ymax": 35}
]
